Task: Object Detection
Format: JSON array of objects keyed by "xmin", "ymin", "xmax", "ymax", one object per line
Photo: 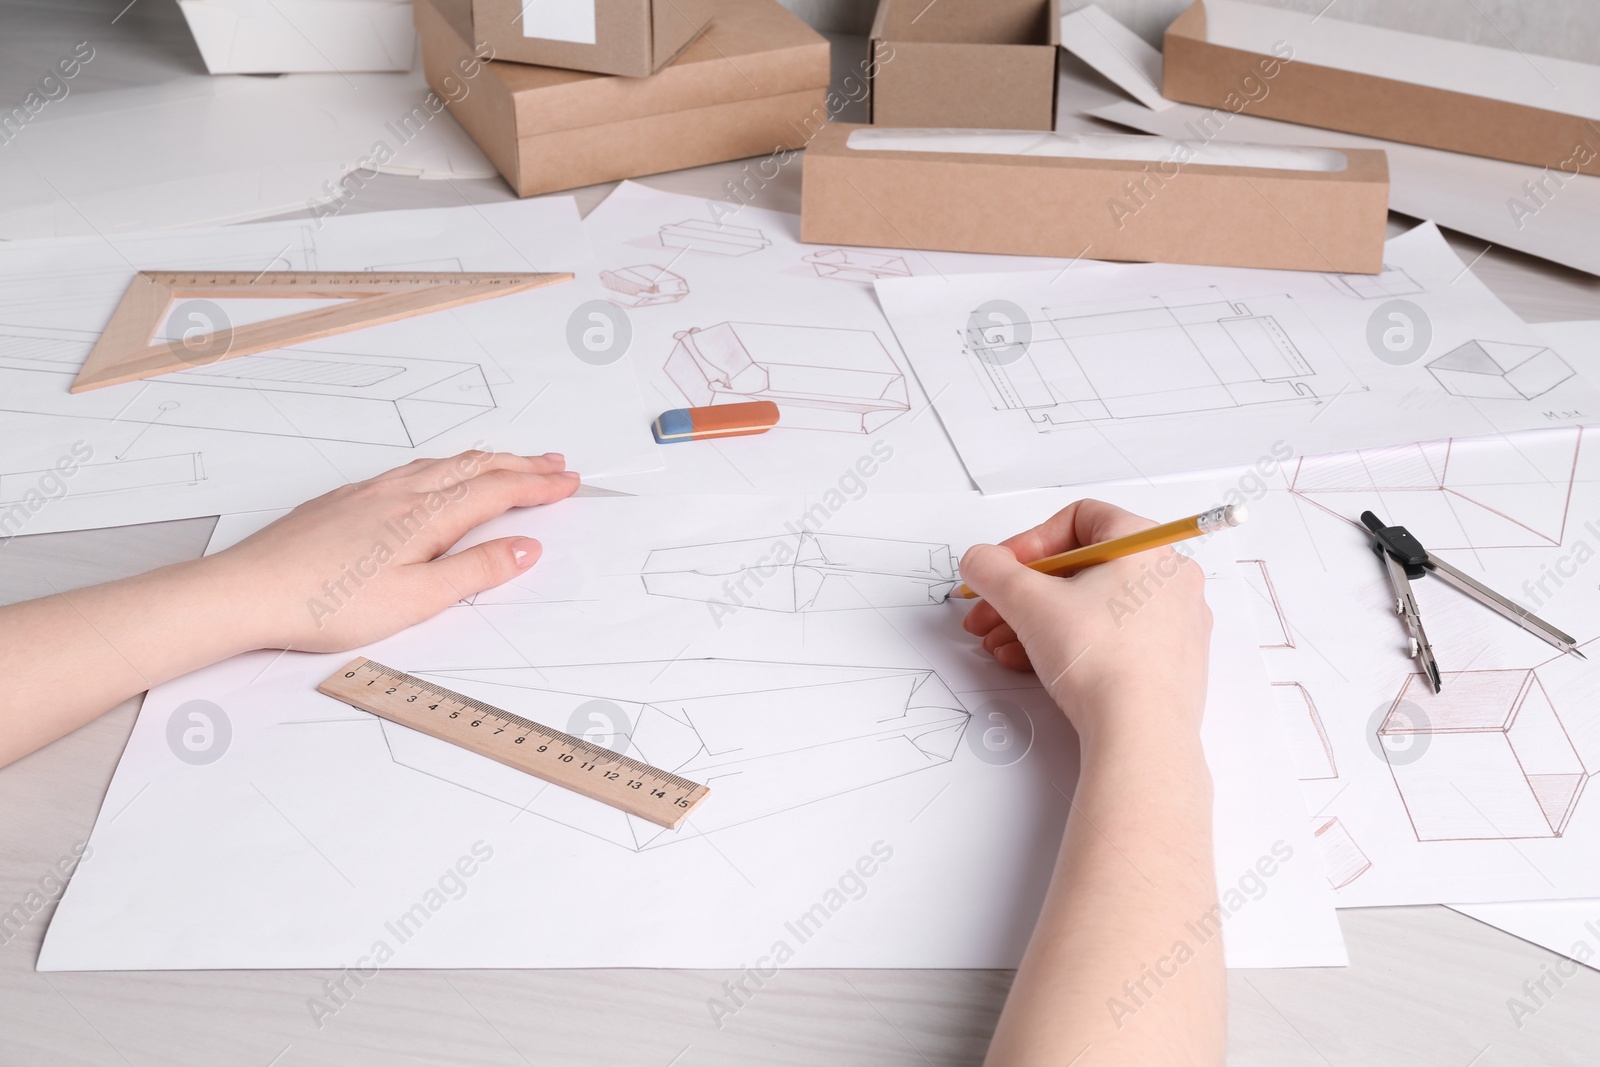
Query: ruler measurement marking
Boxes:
[{"xmin": 318, "ymin": 658, "xmax": 708, "ymax": 828}]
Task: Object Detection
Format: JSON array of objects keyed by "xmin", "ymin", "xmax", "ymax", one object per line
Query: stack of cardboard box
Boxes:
[{"xmin": 416, "ymin": 0, "xmax": 832, "ymax": 195}]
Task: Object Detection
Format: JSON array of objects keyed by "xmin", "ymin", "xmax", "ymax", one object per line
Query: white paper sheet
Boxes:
[
  {"xmin": 39, "ymin": 485, "xmax": 1346, "ymax": 970},
  {"xmin": 1437, "ymin": 324, "xmax": 1600, "ymax": 963},
  {"xmin": 1223, "ymin": 423, "xmax": 1600, "ymax": 906},
  {"xmin": 178, "ymin": 0, "xmax": 416, "ymax": 73},
  {"xmin": 580, "ymin": 182, "xmax": 1079, "ymax": 496},
  {"xmin": 873, "ymin": 222, "xmax": 1600, "ymax": 493},
  {"xmin": 0, "ymin": 198, "xmax": 661, "ymax": 536},
  {"xmin": 0, "ymin": 67, "xmax": 497, "ymax": 240}
]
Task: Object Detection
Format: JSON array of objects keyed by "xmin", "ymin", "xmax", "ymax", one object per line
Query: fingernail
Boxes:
[
  {"xmin": 560, "ymin": 470, "xmax": 580, "ymax": 480},
  {"xmin": 512, "ymin": 538, "xmax": 540, "ymax": 567},
  {"xmin": 541, "ymin": 452, "xmax": 565, "ymax": 464}
]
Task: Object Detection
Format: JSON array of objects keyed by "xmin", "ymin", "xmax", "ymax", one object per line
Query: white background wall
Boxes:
[{"xmin": 781, "ymin": 0, "xmax": 1600, "ymax": 63}]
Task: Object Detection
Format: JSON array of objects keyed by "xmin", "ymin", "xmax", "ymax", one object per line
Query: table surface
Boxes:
[{"xmin": 5, "ymin": 3, "xmax": 1600, "ymax": 1064}]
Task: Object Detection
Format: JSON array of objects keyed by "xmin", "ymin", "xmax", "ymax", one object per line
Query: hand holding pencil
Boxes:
[{"xmin": 957, "ymin": 499, "xmax": 1218, "ymax": 743}]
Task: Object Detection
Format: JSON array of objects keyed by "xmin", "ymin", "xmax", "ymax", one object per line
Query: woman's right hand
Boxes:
[{"xmin": 958, "ymin": 499, "xmax": 1213, "ymax": 746}]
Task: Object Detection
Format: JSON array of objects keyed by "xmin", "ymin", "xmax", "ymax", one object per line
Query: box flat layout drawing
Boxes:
[
  {"xmin": 471, "ymin": 0, "xmax": 714, "ymax": 77},
  {"xmin": 869, "ymin": 0, "xmax": 1060, "ymax": 131},
  {"xmin": 1162, "ymin": 0, "xmax": 1600, "ymax": 175},
  {"xmin": 418, "ymin": 0, "xmax": 830, "ymax": 196},
  {"xmin": 801, "ymin": 123, "xmax": 1389, "ymax": 273}
]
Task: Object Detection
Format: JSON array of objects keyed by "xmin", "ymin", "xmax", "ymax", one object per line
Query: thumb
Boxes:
[
  {"xmin": 425, "ymin": 536, "xmax": 542, "ymax": 602},
  {"xmin": 959, "ymin": 543, "xmax": 1060, "ymax": 630}
]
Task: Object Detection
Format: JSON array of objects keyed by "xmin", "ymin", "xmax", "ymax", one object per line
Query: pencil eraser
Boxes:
[{"xmin": 652, "ymin": 400, "xmax": 780, "ymax": 444}]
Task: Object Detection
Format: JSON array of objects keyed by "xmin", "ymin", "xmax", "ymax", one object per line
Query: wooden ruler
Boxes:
[
  {"xmin": 72, "ymin": 269, "xmax": 573, "ymax": 393},
  {"xmin": 318, "ymin": 658, "xmax": 710, "ymax": 830}
]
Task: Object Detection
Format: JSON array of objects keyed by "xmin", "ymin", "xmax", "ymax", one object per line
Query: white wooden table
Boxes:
[{"xmin": 4, "ymin": 2, "xmax": 1600, "ymax": 1063}]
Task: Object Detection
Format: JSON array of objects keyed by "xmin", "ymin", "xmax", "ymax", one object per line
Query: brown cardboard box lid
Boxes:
[
  {"xmin": 1164, "ymin": 0, "xmax": 1600, "ymax": 173},
  {"xmin": 438, "ymin": 0, "xmax": 829, "ymax": 138}
]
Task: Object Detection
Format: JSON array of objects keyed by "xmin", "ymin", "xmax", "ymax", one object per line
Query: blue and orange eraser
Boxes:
[{"xmin": 652, "ymin": 400, "xmax": 781, "ymax": 444}]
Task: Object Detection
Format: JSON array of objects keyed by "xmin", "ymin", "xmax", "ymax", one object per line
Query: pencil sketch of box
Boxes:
[
  {"xmin": 665, "ymin": 322, "xmax": 911, "ymax": 433},
  {"xmin": 0, "ymin": 326, "xmax": 494, "ymax": 447},
  {"xmin": 1311, "ymin": 817, "xmax": 1371, "ymax": 889},
  {"xmin": 658, "ymin": 219, "xmax": 771, "ymax": 257},
  {"xmin": 804, "ymin": 248, "xmax": 912, "ymax": 282},
  {"xmin": 600, "ymin": 265, "xmax": 689, "ymax": 307},
  {"xmin": 1380, "ymin": 670, "xmax": 1588, "ymax": 841},
  {"xmin": 396, "ymin": 659, "xmax": 972, "ymax": 851},
  {"xmin": 1427, "ymin": 340, "xmax": 1575, "ymax": 401},
  {"xmin": 643, "ymin": 532, "xmax": 959, "ymax": 611}
]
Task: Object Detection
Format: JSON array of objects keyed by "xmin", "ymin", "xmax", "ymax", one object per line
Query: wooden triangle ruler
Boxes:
[{"xmin": 72, "ymin": 269, "xmax": 573, "ymax": 393}]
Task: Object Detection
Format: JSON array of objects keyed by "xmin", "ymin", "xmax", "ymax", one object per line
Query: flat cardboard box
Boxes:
[
  {"xmin": 471, "ymin": 0, "xmax": 714, "ymax": 77},
  {"xmin": 800, "ymin": 123, "xmax": 1389, "ymax": 273},
  {"xmin": 1163, "ymin": 0, "xmax": 1600, "ymax": 176},
  {"xmin": 869, "ymin": 0, "xmax": 1060, "ymax": 131},
  {"xmin": 417, "ymin": 0, "xmax": 830, "ymax": 197}
]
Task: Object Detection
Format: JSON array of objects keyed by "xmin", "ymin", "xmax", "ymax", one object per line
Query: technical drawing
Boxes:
[
  {"xmin": 1289, "ymin": 430, "xmax": 1581, "ymax": 549},
  {"xmin": 1324, "ymin": 265, "xmax": 1423, "ymax": 300},
  {"xmin": 0, "ymin": 325, "xmax": 497, "ymax": 447},
  {"xmin": 1238, "ymin": 558, "xmax": 1294, "ymax": 649},
  {"xmin": 803, "ymin": 249, "xmax": 911, "ymax": 283},
  {"xmin": 1379, "ymin": 669, "xmax": 1588, "ymax": 842},
  {"xmin": 665, "ymin": 322, "xmax": 911, "ymax": 434},
  {"xmin": 643, "ymin": 533, "xmax": 959, "ymax": 612},
  {"xmin": 658, "ymin": 219, "xmax": 770, "ymax": 257},
  {"xmin": 1427, "ymin": 340, "xmax": 1575, "ymax": 401},
  {"xmin": 374, "ymin": 659, "xmax": 970, "ymax": 851},
  {"xmin": 968, "ymin": 294, "xmax": 1330, "ymax": 429},
  {"xmin": 1273, "ymin": 682, "xmax": 1336, "ymax": 781},
  {"xmin": 0, "ymin": 452, "xmax": 204, "ymax": 504},
  {"xmin": 601, "ymin": 265, "xmax": 689, "ymax": 307},
  {"xmin": 1311, "ymin": 817, "xmax": 1372, "ymax": 889}
]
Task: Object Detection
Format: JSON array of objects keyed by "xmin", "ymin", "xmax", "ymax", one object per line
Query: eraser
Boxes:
[{"xmin": 653, "ymin": 400, "xmax": 781, "ymax": 444}]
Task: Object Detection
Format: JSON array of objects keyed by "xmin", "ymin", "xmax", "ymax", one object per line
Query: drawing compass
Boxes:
[{"xmin": 1361, "ymin": 510, "xmax": 1585, "ymax": 693}]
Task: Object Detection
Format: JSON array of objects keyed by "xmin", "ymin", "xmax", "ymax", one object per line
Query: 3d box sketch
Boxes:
[
  {"xmin": 0, "ymin": 325, "xmax": 495, "ymax": 447},
  {"xmin": 600, "ymin": 265, "xmax": 689, "ymax": 306},
  {"xmin": 1311, "ymin": 817, "xmax": 1372, "ymax": 890},
  {"xmin": 967, "ymin": 297, "xmax": 1322, "ymax": 428},
  {"xmin": 1380, "ymin": 670, "xmax": 1588, "ymax": 841},
  {"xmin": 1324, "ymin": 265, "xmax": 1422, "ymax": 300},
  {"xmin": 0, "ymin": 452, "xmax": 204, "ymax": 504},
  {"xmin": 803, "ymin": 248, "xmax": 911, "ymax": 283},
  {"xmin": 387, "ymin": 659, "xmax": 971, "ymax": 851},
  {"xmin": 665, "ymin": 322, "xmax": 911, "ymax": 434},
  {"xmin": 1273, "ymin": 682, "xmax": 1336, "ymax": 781},
  {"xmin": 643, "ymin": 533, "xmax": 960, "ymax": 612},
  {"xmin": 1290, "ymin": 433, "xmax": 1579, "ymax": 549},
  {"xmin": 1426, "ymin": 339, "xmax": 1575, "ymax": 401},
  {"xmin": 658, "ymin": 219, "xmax": 771, "ymax": 257}
]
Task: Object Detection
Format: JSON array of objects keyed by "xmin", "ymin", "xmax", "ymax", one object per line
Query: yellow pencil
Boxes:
[{"xmin": 948, "ymin": 504, "xmax": 1248, "ymax": 600}]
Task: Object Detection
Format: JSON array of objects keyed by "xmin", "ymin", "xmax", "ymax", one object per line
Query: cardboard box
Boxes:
[
  {"xmin": 417, "ymin": 0, "xmax": 830, "ymax": 197},
  {"xmin": 471, "ymin": 0, "xmax": 714, "ymax": 77},
  {"xmin": 801, "ymin": 123, "xmax": 1389, "ymax": 273},
  {"xmin": 1163, "ymin": 0, "xmax": 1600, "ymax": 176},
  {"xmin": 869, "ymin": 0, "xmax": 1060, "ymax": 131}
]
